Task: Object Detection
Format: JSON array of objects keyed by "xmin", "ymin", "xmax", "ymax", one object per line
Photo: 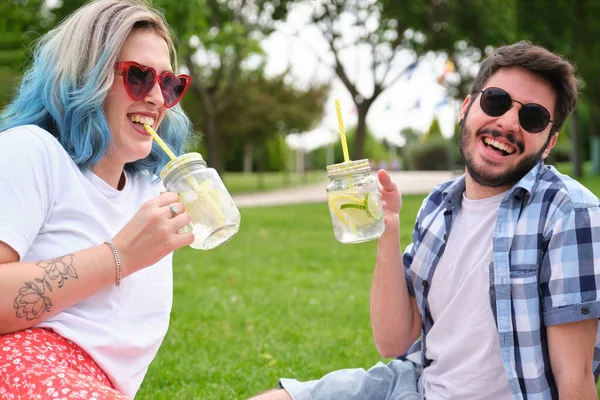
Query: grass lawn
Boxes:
[
  {"xmin": 553, "ymin": 161, "xmax": 600, "ymax": 194},
  {"xmin": 136, "ymin": 167, "xmax": 600, "ymax": 399}
]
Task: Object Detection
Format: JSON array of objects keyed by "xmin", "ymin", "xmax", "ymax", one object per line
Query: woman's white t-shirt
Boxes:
[{"xmin": 0, "ymin": 125, "xmax": 173, "ymax": 397}]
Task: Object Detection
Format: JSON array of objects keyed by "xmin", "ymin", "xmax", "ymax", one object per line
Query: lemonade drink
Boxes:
[
  {"xmin": 326, "ymin": 160, "xmax": 384, "ymax": 244},
  {"xmin": 160, "ymin": 153, "xmax": 240, "ymax": 250}
]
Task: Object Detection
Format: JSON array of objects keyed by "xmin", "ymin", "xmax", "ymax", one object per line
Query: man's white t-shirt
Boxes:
[
  {"xmin": 419, "ymin": 191, "xmax": 514, "ymax": 399},
  {"xmin": 0, "ymin": 125, "xmax": 173, "ymax": 397}
]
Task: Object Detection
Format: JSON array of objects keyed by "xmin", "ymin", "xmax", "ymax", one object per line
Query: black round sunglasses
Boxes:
[{"xmin": 477, "ymin": 87, "xmax": 553, "ymax": 133}]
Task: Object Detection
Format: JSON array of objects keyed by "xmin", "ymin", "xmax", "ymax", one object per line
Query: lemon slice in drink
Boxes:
[
  {"xmin": 329, "ymin": 192, "xmax": 382, "ymax": 227},
  {"xmin": 180, "ymin": 179, "xmax": 225, "ymax": 224},
  {"xmin": 365, "ymin": 193, "xmax": 382, "ymax": 220},
  {"xmin": 340, "ymin": 203, "xmax": 372, "ymax": 226},
  {"xmin": 328, "ymin": 193, "xmax": 365, "ymax": 224}
]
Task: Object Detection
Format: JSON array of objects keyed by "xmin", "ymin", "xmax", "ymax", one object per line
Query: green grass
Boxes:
[
  {"xmin": 223, "ymin": 171, "xmax": 326, "ymax": 195},
  {"xmin": 553, "ymin": 161, "xmax": 600, "ymax": 194},
  {"xmin": 136, "ymin": 168, "xmax": 600, "ymax": 399},
  {"xmin": 136, "ymin": 201, "xmax": 418, "ymax": 399}
]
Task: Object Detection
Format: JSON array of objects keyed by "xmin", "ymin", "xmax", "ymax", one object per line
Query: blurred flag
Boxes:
[
  {"xmin": 405, "ymin": 61, "xmax": 419, "ymax": 80},
  {"xmin": 348, "ymin": 106, "xmax": 357, "ymax": 116},
  {"xmin": 437, "ymin": 60, "xmax": 455, "ymax": 84},
  {"xmin": 407, "ymin": 99, "xmax": 420, "ymax": 112},
  {"xmin": 434, "ymin": 96, "xmax": 449, "ymax": 109},
  {"xmin": 384, "ymin": 102, "xmax": 392, "ymax": 112}
]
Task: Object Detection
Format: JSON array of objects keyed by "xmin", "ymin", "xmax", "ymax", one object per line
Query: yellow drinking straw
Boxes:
[
  {"xmin": 334, "ymin": 99, "xmax": 350, "ymax": 162},
  {"xmin": 144, "ymin": 124, "xmax": 176, "ymax": 160},
  {"xmin": 144, "ymin": 124, "xmax": 206, "ymax": 193}
]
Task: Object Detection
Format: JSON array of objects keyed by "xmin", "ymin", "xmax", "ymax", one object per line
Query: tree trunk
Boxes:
[
  {"xmin": 204, "ymin": 114, "xmax": 225, "ymax": 175},
  {"xmin": 326, "ymin": 142, "xmax": 334, "ymax": 166},
  {"xmin": 570, "ymin": 3, "xmax": 582, "ymax": 179},
  {"xmin": 296, "ymin": 148, "xmax": 304, "ymax": 174},
  {"xmin": 257, "ymin": 146, "xmax": 265, "ymax": 190},
  {"xmin": 352, "ymin": 103, "xmax": 370, "ymax": 160},
  {"xmin": 187, "ymin": 74, "xmax": 226, "ymax": 176},
  {"xmin": 283, "ymin": 137, "xmax": 291, "ymax": 186},
  {"xmin": 243, "ymin": 143, "xmax": 253, "ymax": 173},
  {"xmin": 284, "ymin": 144, "xmax": 292, "ymax": 187}
]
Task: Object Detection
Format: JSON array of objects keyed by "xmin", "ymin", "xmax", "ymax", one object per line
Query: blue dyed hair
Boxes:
[{"xmin": 0, "ymin": 0, "xmax": 193, "ymax": 177}]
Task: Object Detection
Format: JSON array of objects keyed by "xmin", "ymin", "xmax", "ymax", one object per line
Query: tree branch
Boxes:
[
  {"xmin": 212, "ymin": 57, "xmax": 225, "ymax": 93},
  {"xmin": 318, "ymin": 6, "xmax": 360, "ymax": 103},
  {"xmin": 184, "ymin": 52, "xmax": 215, "ymax": 116},
  {"xmin": 216, "ymin": 47, "xmax": 243, "ymax": 113},
  {"xmin": 370, "ymin": 40, "xmax": 379, "ymax": 97},
  {"xmin": 383, "ymin": 55, "xmax": 423, "ymax": 91},
  {"xmin": 378, "ymin": 44, "xmax": 402, "ymax": 85}
]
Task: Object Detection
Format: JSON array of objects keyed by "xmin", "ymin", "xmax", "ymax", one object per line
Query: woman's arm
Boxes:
[
  {"xmin": 0, "ymin": 191, "xmax": 194, "ymax": 335},
  {"xmin": 0, "ymin": 241, "xmax": 123, "ymax": 334}
]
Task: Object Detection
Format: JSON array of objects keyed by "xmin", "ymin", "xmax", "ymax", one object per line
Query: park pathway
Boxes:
[{"xmin": 232, "ymin": 170, "xmax": 459, "ymax": 208}]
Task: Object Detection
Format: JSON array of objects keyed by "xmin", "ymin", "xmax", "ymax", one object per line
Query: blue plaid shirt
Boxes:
[{"xmin": 402, "ymin": 162, "xmax": 600, "ymax": 399}]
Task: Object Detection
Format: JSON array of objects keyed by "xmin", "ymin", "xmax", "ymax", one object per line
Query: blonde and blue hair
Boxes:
[{"xmin": 0, "ymin": 0, "xmax": 192, "ymax": 177}]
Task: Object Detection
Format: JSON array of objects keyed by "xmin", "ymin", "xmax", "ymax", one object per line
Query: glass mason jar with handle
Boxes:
[
  {"xmin": 160, "ymin": 153, "xmax": 240, "ymax": 250},
  {"xmin": 326, "ymin": 159, "xmax": 384, "ymax": 244}
]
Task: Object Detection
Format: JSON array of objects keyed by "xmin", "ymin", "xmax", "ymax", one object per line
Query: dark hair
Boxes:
[{"xmin": 471, "ymin": 41, "xmax": 578, "ymax": 134}]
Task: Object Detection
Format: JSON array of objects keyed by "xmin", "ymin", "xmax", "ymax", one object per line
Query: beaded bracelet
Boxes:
[{"xmin": 104, "ymin": 240, "xmax": 122, "ymax": 287}]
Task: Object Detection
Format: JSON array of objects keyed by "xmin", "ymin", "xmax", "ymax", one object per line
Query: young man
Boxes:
[{"xmin": 251, "ymin": 41, "xmax": 599, "ymax": 400}]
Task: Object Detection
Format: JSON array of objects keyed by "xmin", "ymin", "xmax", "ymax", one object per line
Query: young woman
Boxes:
[{"xmin": 0, "ymin": 0, "xmax": 195, "ymax": 397}]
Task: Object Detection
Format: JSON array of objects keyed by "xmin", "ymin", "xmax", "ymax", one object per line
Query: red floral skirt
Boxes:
[{"xmin": 0, "ymin": 328, "xmax": 128, "ymax": 399}]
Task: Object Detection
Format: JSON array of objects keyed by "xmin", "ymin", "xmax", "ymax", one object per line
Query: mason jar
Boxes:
[
  {"xmin": 160, "ymin": 153, "xmax": 240, "ymax": 250},
  {"xmin": 326, "ymin": 159, "xmax": 384, "ymax": 244}
]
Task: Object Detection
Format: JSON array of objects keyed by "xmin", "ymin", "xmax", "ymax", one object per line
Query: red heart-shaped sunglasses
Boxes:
[{"xmin": 114, "ymin": 61, "xmax": 191, "ymax": 108}]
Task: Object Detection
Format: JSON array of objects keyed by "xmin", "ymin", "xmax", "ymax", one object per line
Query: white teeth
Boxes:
[
  {"xmin": 129, "ymin": 114, "xmax": 155, "ymax": 126},
  {"xmin": 484, "ymin": 137, "xmax": 515, "ymax": 154}
]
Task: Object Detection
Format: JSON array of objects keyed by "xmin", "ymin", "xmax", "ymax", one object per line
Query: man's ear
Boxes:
[
  {"xmin": 542, "ymin": 133, "xmax": 559, "ymax": 159},
  {"xmin": 458, "ymin": 95, "xmax": 471, "ymax": 125}
]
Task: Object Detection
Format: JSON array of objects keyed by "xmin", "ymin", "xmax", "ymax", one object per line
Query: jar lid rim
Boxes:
[
  {"xmin": 159, "ymin": 152, "xmax": 206, "ymax": 181},
  {"xmin": 326, "ymin": 159, "xmax": 370, "ymax": 175}
]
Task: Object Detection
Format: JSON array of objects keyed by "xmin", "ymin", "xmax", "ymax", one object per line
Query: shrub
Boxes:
[
  {"xmin": 308, "ymin": 128, "xmax": 390, "ymax": 170},
  {"xmin": 405, "ymin": 136, "xmax": 452, "ymax": 170},
  {"xmin": 423, "ymin": 118, "xmax": 443, "ymax": 142},
  {"xmin": 546, "ymin": 139, "xmax": 571, "ymax": 164}
]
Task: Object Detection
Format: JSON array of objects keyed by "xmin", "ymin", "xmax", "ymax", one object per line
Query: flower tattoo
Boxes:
[{"xmin": 14, "ymin": 254, "xmax": 78, "ymax": 320}]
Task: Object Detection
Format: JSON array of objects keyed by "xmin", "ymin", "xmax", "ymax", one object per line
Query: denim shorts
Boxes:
[{"xmin": 278, "ymin": 359, "xmax": 421, "ymax": 400}]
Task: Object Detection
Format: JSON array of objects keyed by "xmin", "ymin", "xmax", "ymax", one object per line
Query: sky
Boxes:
[{"xmin": 259, "ymin": 2, "xmax": 465, "ymax": 151}]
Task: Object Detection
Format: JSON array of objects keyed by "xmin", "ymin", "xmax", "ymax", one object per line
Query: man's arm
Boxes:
[
  {"xmin": 370, "ymin": 170, "xmax": 422, "ymax": 357},
  {"xmin": 370, "ymin": 218, "xmax": 422, "ymax": 357},
  {"xmin": 547, "ymin": 318, "xmax": 598, "ymax": 400}
]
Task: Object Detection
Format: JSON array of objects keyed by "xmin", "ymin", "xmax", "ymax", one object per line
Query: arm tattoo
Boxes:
[{"xmin": 13, "ymin": 254, "xmax": 78, "ymax": 321}]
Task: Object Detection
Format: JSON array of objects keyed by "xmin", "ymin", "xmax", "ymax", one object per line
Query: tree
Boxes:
[
  {"xmin": 308, "ymin": 126, "xmax": 390, "ymax": 170},
  {"xmin": 304, "ymin": 0, "xmax": 420, "ymax": 161},
  {"xmin": 514, "ymin": 0, "xmax": 600, "ymax": 177},
  {"xmin": 381, "ymin": 0, "xmax": 517, "ymax": 98},
  {"xmin": 0, "ymin": 0, "xmax": 88, "ymax": 108},
  {"xmin": 153, "ymin": 0, "xmax": 295, "ymax": 174},
  {"xmin": 424, "ymin": 117, "xmax": 442, "ymax": 141},
  {"xmin": 399, "ymin": 127, "xmax": 421, "ymax": 147},
  {"xmin": 301, "ymin": 0, "xmax": 514, "ymax": 161},
  {"xmin": 0, "ymin": 0, "xmax": 45, "ymax": 108},
  {"xmin": 217, "ymin": 69, "xmax": 330, "ymax": 176},
  {"xmin": 0, "ymin": 0, "xmax": 47, "ymax": 69}
]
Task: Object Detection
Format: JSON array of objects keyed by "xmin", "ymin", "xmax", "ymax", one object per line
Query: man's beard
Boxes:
[{"xmin": 458, "ymin": 122, "xmax": 551, "ymax": 188}]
